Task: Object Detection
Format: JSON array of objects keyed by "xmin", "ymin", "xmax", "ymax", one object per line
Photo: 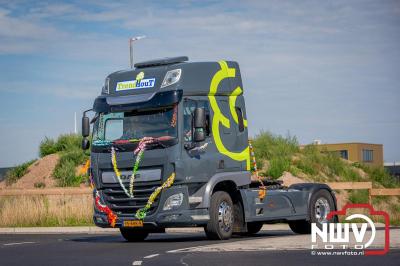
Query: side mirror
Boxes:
[
  {"xmin": 193, "ymin": 107, "xmax": 205, "ymax": 142},
  {"xmin": 82, "ymin": 116, "xmax": 90, "ymax": 137},
  {"xmin": 82, "ymin": 138, "xmax": 90, "ymax": 150}
]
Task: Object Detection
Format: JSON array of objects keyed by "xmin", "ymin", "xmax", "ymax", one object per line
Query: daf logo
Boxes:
[{"xmin": 119, "ymin": 174, "xmax": 141, "ymax": 180}]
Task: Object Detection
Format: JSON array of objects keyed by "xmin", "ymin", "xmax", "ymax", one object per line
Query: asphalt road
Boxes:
[{"xmin": 0, "ymin": 230, "xmax": 399, "ymax": 266}]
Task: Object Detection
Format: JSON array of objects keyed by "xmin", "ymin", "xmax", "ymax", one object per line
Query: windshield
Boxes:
[{"xmin": 93, "ymin": 106, "xmax": 177, "ymax": 142}]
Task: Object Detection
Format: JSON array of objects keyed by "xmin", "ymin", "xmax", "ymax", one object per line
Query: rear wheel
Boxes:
[
  {"xmin": 204, "ymin": 191, "xmax": 234, "ymax": 240},
  {"xmin": 246, "ymin": 222, "xmax": 263, "ymax": 235},
  {"xmin": 289, "ymin": 189, "xmax": 335, "ymax": 234},
  {"xmin": 120, "ymin": 228, "xmax": 149, "ymax": 242}
]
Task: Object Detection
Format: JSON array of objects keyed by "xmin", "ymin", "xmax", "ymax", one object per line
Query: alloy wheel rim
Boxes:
[
  {"xmin": 314, "ymin": 197, "xmax": 330, "ymax": 224},
  {"xmin": 218, "ymin": 200, "xmax": 233, "ymax": 232}
]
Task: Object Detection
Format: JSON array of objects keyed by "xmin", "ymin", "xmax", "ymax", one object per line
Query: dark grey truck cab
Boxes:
[{"xmin": 82, "ymin": 56, "xmax": 337, "ymax": 241}]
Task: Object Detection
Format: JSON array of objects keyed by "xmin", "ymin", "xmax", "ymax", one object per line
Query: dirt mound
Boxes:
[
  {"xmin": 278, "ymin": 171, "xmax": 309, "ymax": 187},
  {"xmin": 1, "ymin": 154, "xmax": 60, "ymax": 189}
]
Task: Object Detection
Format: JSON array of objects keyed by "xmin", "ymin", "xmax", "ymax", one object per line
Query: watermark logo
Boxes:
[{"xmin": 311, "ymin": 203, "xmax": 390, "ymax": 256}]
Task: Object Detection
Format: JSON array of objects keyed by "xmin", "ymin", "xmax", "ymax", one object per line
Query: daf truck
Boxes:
[{"xmin": 81, "ymin": 56, "xmax": 337, "ymax": 241}]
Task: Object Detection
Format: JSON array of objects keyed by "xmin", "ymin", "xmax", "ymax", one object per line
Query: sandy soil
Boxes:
[
  {"xmin": 277, "ymin": 171, "xmax": 309, "ymax": 187},
  {"xmin": 0, "ymin": 154, "xmax": 59, "ymax": 189}
]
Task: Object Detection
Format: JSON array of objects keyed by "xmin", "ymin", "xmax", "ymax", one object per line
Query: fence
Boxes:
[
  {"xmin": 0, "ymin": 188, "xmax": 91, "ymax": 196},
  {"xmin": 326, "ymin": 182, "xmax": 400, "ymax": 204}
]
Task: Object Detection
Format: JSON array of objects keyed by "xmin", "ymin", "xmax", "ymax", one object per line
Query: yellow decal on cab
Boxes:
[{"xmin": 208, "ymin": 61, "xmax": 250, "ymax": 170}]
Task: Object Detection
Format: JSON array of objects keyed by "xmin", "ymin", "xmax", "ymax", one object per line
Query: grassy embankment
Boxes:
[
  {"xmin": 39, "ymin": 134, "xmax": 90, "ymax": 187},
  {"xmin": 252, "ymin": 131, "xmax": 400, "ymax": 225},
  {"xmin": 0, "ymin": 134, "xmax": 91, "ymax": 227}
]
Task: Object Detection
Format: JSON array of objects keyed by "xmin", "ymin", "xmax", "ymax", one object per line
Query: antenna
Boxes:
[
  {"xmin": 129, "ymin": 35, "xmax": 146, "ymax": 68},
  {"xmin": 74, "ymin": 112, "xmax": 77, "ymax": 134}
]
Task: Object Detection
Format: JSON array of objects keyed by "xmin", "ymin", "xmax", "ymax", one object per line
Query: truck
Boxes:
[{"xmin": 81, "ymin": 56, "xmax": 337, "ymax": 241}]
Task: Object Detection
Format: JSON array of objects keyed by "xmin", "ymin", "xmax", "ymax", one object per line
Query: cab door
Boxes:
[{"xmin": 179, "ymin": 97, "xmax": 216, "ymax": 183}]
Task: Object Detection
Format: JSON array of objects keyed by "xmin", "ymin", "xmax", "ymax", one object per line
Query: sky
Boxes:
[{"xmin": 0, "ymin": 0, "xmax": 399, "ymax": 167}]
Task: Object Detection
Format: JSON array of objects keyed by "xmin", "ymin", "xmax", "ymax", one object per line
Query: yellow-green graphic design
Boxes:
[{"xmin": 208, "ymin": 61, "xmax": 250, "ymax": 170}]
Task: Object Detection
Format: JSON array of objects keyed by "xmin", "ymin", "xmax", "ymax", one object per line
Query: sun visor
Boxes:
[
  {"xmin": 106, "ymin": 92, "xmax": 155, "ymax": 105},
  {"xmin": 93, "ymin": 90, "xmax": 182, "ymax": 113}
]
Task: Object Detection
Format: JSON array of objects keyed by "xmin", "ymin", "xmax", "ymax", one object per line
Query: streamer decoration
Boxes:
[
  {"xmin": 95, "ymin": 190, "xmax": 117, "ymax": 227},
  {"xmin": 248, "ymin": 140, "xmax": 266, "ymax": 199},
  {"xmin": 135, "ymin": 172, "xmax": 175, "ymax": 219},
  {"xmin": 170, "ymin": 104, "xmax": 177, "ymax": 127}
]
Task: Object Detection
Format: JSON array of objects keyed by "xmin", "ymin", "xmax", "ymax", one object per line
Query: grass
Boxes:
[
  {"xmin": 39, "ymin": 134, "xmax": 83, "ymax": 157},
  {"xmin": 0, "ymin": 195, "xmax": 93, "ymax": 227},
  {"xmin": 5, "ymin": 159, "xmax": 37, "ymax": 185},
  {"xmin": 353, "ymin": 162, "xmax": 397, "ymax": 188},
  {"xmin": 252, "ymin": 131, "xmax": 298, "ymax": 179}
]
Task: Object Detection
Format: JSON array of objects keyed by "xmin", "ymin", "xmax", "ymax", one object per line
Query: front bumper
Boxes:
[{"xmin": 93, "ymin": 185, "xmax": 210, "ymax": 228}]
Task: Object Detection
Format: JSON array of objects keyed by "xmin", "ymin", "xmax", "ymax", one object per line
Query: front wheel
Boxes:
[
  {"xmin": 204, "ymin": 191, "xmax": 234, "ymax": 240},
  {"xmin": 120, "ymin": 228, "xmax": 149, "ymax": 242}
]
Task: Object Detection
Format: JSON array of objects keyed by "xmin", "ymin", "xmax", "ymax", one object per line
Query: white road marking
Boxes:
[
  {"xmin": 132, "ymin": 261, "xmax": 142, "ymax": 265},
  {"xmin": 143, "ymin": 253, "xmax": 159, "ymax": 259},
  {"xmin": 167, "ymin": 244, "xmax": 213, "ymax": 253},
  {"xmin": 3, "ymin": 241, "xmax": 36, "ymax": 246}
]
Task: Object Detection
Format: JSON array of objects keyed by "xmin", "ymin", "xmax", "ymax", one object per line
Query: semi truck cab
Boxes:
[{"xmin": 82, "ymin": 56, "xmax": 337, "ymax": 241}]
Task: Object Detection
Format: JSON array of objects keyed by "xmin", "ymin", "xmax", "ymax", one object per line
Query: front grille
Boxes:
[{"xmin": 101, "ymin": 180, "xmax": 162, "ymax": 216}]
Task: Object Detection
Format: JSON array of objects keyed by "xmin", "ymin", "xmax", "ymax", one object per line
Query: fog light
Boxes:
[{"xmin": 163, "ymin": 193, "xmax": 184, "ymax": 211}]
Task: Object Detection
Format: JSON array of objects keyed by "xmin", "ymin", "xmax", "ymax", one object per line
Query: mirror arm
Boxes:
[{"xmin": 83, "ymin": 109, "xmax": 93, "ymax": 117}]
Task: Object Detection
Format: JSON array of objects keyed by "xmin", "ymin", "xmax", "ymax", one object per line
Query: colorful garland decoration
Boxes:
[
  {"xmin": 95, "ymin": 190, "xmax": 117, "ymax": 227},
  {"xmin": 135, "ymin": 172, "xmax": 176, "ymax": 219},
  {"xmin": 91, "ymin": 108, "xmax": 178, "ymax": 223},
  {"xmin": 170, "ymin": 104, "xmax": 177, "ymax": 128},
  {"xmin": 111, "ymin": 137, "xmax": 159, "ymax": 198},
  {"xmin": 248, "ymin": 140, "xmax": 266, "ymax": 200}
]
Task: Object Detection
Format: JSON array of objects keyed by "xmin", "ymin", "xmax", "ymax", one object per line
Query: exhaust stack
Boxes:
[{"xmin": 129, "ymin": 36, "xmax": 146, "ymax": 68}]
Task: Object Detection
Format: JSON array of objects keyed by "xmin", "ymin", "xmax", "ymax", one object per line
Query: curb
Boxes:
[{"xmin": 0, "ymin": 226, "xmax": 206, "ymax": 234}]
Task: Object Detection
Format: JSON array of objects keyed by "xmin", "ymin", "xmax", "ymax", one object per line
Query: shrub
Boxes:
[
  {"xmin": 252, "ymin": 131, "xmax": 298, "ymax": 179},
  {"xmin": 55, "ymin": 134, "xmax": 82, "ymax": 152},
  {"xmin": 267, "ymin": 157, "xmax": 291, "ymax": 179},
  {"xmin": 39, "ymin": 134, "xmax": 83, "ymax": 157},
  {"xmin": 5, "ymin": 160, "xmax": 37, "ymax": 185},
  {"xmin": 252, "ymin": 131, "xmax": 299, "ymax": 161},
  {"xmin": 39, "ymin": 137, "xmax": 57, "ymax": 157},
  {"xmin": 58, "ymin": 149, "xmax": 88, "ymax": 166},
  {"xmin": 53, "ymin": 148, "xmax": 89, "ymax": 187},
  {"xmin": 53, "ymin": 160, "xmax": 84, "ymax": 187}
]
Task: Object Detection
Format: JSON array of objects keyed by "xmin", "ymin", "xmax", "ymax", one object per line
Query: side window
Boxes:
[
  {"xmin": 197, "ymin": 101, "xmax": 211, "ymax": 137},
  {"xmin": 183, "ymin": 100, "xmax": 196, "ymax": 142},
  {"xmin": 183, "ymin": 99, "xmax": 211, "ymax": 142},
  {"xmin": 235, "ymin": 107, "xmax": 244, "ymax": 132}
]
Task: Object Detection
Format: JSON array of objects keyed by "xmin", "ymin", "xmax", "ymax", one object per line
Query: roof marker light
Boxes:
[{"xmin": 102, "ymin": 77, "xmax": 110, "ymax": 94}]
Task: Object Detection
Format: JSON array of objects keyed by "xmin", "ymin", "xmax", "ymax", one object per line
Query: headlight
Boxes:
[
  {"xmin": 102, "ymin": 77, "xmax": 110, "ymax": 94},
  {"xmin": 161, "ymin": 69, "xmax": 181, "ymax": 88},
  {"xmin": 163, "ymin": 193, "xmax": 184, "ymax": 211}
]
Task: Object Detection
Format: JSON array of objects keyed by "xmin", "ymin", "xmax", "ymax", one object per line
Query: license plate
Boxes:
[{"xmin": 123, "ymin": 220, "xmax": 143, "ymax": 228}]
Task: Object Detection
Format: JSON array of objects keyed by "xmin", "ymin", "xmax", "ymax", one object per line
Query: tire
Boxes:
[
  {"xmin": 289, "ymin": 189, "xmax": 335, "ymax": 234},
  {"xmin": 120, "ymin": 228, "xmax": 149, "ymax": 242},
  {"xmin": 204, "ymin": 191, "xmax": 234, "ymax": 240},
  {"xmin": 246, "ymin": 222, "xmax": 263, "ymax": 235},
  {"xmin": 288, "ymin": 220, "xmax": 311, "ymax": 234}
]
